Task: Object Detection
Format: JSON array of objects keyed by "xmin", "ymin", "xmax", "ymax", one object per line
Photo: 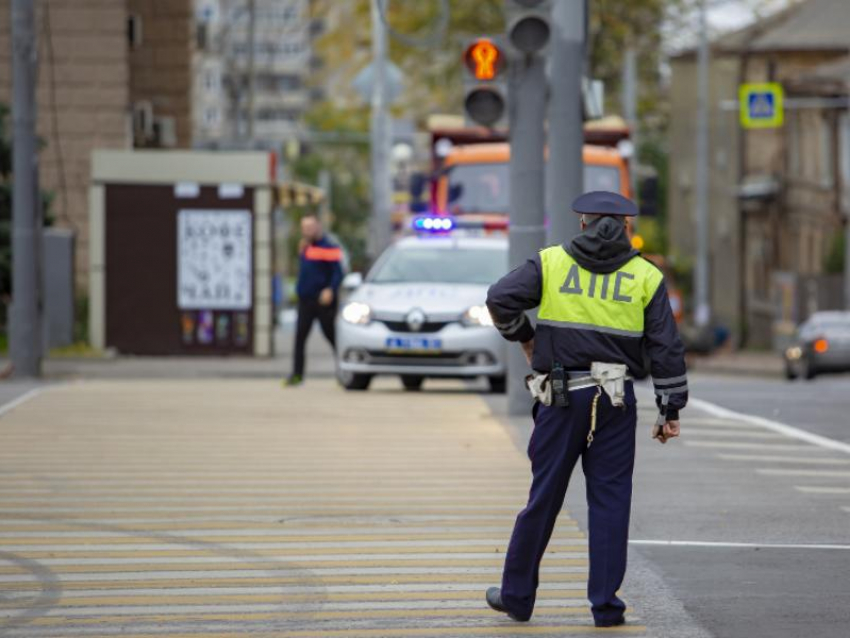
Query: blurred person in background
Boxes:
[{"xmin": 284, "ymin": 214, "xmax": 343, "ymax": 387}]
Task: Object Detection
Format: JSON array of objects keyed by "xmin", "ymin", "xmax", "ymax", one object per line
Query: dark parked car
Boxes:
[{"xmin": 784, "ymin": 311, "xmax": 850, "ymax": 380}]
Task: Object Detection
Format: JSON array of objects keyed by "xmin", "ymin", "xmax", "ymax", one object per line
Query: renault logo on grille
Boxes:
[{"xmin": 406, "ymin": 309, "xmax": 426, "ymax": 332}]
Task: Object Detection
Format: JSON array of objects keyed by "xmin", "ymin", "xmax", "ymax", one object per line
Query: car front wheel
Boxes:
[
  {"xmin": 339, "ymin": 370, "xmax": 372, "ymax": 391},
  {"xmin": 488, "ymin": 376, "xmax": 507, "ymax": 394},
  {"xmin": 801, "ymin": 357, "xmax": 817, "ymax": 380},
  {"xmin": 401, "ymin": 375, "xmax": 424, "ymax": 391}
]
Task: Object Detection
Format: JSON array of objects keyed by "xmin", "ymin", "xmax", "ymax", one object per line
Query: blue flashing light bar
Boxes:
[{"xmin": 412, "ymin": 216, "xmax": 455, "ymax": 232}]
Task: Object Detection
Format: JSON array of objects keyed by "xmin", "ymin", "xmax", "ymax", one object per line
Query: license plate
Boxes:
[{"xmin": 385, "ymin": 337, "xmax": 442, "ymax": 353}]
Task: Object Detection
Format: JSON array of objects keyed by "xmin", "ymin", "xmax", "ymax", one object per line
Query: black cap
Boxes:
[{"xmin": 572, "ymin": 190, "xmax": 637, "ymax": 217}]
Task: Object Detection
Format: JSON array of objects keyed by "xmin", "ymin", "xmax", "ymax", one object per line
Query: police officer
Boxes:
[{"xmin": 483, "ymin": 191, "xmax": 687, "ymax": 627}]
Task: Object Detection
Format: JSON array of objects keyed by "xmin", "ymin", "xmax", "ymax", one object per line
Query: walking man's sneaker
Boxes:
[
  {"xmin": 282, "ymin": 375, "xmax": 303, "ymax": 387},
  {"xmin": 485, "ymin": 587, "xmax": 529, "ymax": 622}
]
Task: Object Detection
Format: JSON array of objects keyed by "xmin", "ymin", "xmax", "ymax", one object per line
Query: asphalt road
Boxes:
[{"xmin": 689, "ymin": 372, "xmax": 850, "ymax": 443}]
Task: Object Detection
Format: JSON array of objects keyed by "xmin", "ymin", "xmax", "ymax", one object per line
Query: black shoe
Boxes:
[
  {"xmin": 595, "ymin": 616, "xmax": 626, "ymax": 628},
  {"xmin": 485, "ymin": 587, "xmax": 529, "ymax": 622}
]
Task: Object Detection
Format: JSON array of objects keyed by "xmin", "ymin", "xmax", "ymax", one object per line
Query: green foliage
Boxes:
[
  {"xmin": 0, "ymin": 103, "xmax": 56, "ymax": 335},
  {"xmin": 285, "ymin": 108, "xmax": 373, "ymax": 274},
  {"xmin": 636, "ymin": 134, "xmax": 670, "ymax": 254},
  {"xmin": 824, "ymin": 230, "xmax": 845, "ymax": 275},
  {"xmin": 0, "ymin": 104, "xmax": 12, "ymax": 301}
]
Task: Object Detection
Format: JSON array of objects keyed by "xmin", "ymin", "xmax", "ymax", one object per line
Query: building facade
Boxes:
[
  {"xmin": 668, "ymin": 0, "xmax": 850, "ymax": 348},
  {"xmin": 192, "ymin": 0, "xmax": 315, "ymax": 147},
  {"xmin": 0, "ymin": 0, "xmax": 131, "ymax": 290}
]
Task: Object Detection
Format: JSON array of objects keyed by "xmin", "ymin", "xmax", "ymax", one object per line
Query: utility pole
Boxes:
[
  {"xmin": 622, "ymin": 45, "xmax": 638, "ymax": 201},
  {"xmin": 845, "ymin": 103, "xmax": 850, "ymax": 309},
  {"xmin": 246, "ymin": 0, "xmax": 256, "ymax": 142},
  {"xmin": 546, "ymin": 0, "xmax": 584, "ymax": 247},
  {"xmin": 9, "ymin": 0, "xmax": 42, "ymax": 377},
  {"xmin": 507, "ymin": 55, "xmax": 547, "ymax": 415},
  {"xmin": 694, "ymin": 0, "xmax": 711, "ymax": 327},
  {"xmin": 368, "ymin": 0, "xmax": 393, "ymax": 261}
]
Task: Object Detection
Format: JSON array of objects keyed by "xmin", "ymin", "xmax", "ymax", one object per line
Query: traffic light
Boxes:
[
  {"xmin": 505, "ymin": 0, "xmax": 551, "ymax": 55},
  {"xmin": 638, "ymin": 174, "xmax": 659, "ymax": 217},
  {"xmin": 462, "ymin": 37, "xmax": 507, "ymax": 127}
]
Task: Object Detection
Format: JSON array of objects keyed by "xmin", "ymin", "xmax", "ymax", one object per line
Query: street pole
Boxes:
[
  {"xmin": 368, "ymin": 0, "xmax": 393, "ymax": 262},
  {"xmin": 318, "ymin": 169, "xmax": 332, "ymax": 229},
  {"xmin": 845, "ymin": 110, "xmax": 850, "ymax": 310},
  {"xmin": 507, "ymin": 55, "xmax": 547, "ymax": 416},
  {"xmin": 622, "ymin": 45, "xmax": 638, "ymax": 201},
  {"xmin": 9, "ymin": 0, "xmax": 42, "ymax": 377},
  {"xmin": 246, "ymin": 0, "xmax": 256, "ymax": 142},
  {"xmin": 546, "ymin": 0, "xmax": 584, "ymax": 247},
  {"xmin": 694, "ymin": 0, "xmax": 711, "ymax": 327}
]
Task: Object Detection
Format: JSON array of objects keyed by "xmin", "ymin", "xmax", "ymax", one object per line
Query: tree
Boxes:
[{"xmin": 0, "ymin": 103, "xmax": 54, "ymax": 338}]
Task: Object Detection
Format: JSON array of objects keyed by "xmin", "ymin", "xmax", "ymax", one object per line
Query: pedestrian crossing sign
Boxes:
[{"xmin": 739, "ymin": 83, "xmax": 784, "ymax": 129}]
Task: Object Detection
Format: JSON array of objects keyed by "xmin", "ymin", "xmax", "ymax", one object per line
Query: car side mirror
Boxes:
[
  {"xmin": 341, "ymin": 272, "xmax": 363, "ymax": 291},
  {"xmin": 448, "ymin": 183, "xmax": 463, "ymax": 204}
]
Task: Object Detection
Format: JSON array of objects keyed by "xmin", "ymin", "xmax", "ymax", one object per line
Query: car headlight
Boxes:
[
  {"xmin": 463, "ymin": 305, "xmax": 494, "ymax": 327},
  {"xmin": 786, "ymin": 346, "xmax": 802, "ymax": 360},
  {"xmin": 341, "ymin": 302, "xmax": 372, "ymax": 325}
]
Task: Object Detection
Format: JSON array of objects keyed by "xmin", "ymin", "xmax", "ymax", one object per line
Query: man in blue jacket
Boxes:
[
  {"xmin": 285, "ymin": 214, "xmax": 343, "ymax": 386},
  {"xmin": 483, "ymin": 191, "xmax": 687, "ymax": 627}
]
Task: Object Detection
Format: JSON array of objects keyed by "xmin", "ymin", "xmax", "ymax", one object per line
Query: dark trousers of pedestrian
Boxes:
[
  {"xmin": 500, "ymin": 383, "xmax": 637, "ymax": 625},
  {"xmin": 292, "ymin": 298, "xmax": 337, "ymax": 378}
]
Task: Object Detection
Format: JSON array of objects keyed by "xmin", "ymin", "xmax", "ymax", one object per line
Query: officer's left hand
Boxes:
[{"xmin": 654, "ymin": 420, "xmax": 680, "ymax": 444}]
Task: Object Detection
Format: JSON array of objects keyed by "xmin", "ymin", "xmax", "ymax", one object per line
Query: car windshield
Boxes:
[
  {"xmin": 369, "ymin": 245, "xmax": 508, "ymax": 285},
  {"xmin": 806, "ymin": 316, "xmax": 850, "ymax": 332},
  {"xmin": 447, "ymin": 162, "xmax": 622, "ymax": 214}
]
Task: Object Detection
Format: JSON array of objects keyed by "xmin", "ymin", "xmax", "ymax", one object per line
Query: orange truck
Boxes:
[
  {"xmin": 436, "ymin": 143, "xmax": 630, "ymax": 225},
  {"xmin": 425, "ymin": 118, "xmax": 632, "ymax": 228}
]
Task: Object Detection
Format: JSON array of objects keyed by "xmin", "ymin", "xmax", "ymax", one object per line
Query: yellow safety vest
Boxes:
[{"xmin": 537, "ymin": 246, "xmax": 663, "ymax": 338}]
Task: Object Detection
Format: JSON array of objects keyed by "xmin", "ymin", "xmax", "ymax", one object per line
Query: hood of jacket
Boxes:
[{"xmin": 565, "ymin": 215, "xmax": 638, "ymax": 274}]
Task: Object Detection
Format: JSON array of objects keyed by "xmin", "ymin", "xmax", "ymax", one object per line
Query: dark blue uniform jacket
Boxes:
[
  {"xmin": 296, "ymin": 235, "xmax": 344, "ymax": 301},
  {"xmin": 486, "ymin": 219, "xmax": 688, "ymax": 420}
]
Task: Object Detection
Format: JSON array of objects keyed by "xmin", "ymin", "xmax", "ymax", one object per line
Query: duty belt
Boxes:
[{"xmin": 525, "ymin": 362, "xmax": 633, "ymax": 448}]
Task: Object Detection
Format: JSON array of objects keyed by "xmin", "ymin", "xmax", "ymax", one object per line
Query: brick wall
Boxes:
[
  {"xmin": 127, "ymin": 0, "xmax": 193, "ymax": 148},
  {"xmin": 0, "ymin": 0, "xmax": 130, "ymax": 293}
]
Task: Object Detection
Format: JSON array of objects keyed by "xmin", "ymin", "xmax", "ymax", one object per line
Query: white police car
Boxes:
[{"xmin": 336, "ymin": 232, "xmax": 508, "ymax": 392}]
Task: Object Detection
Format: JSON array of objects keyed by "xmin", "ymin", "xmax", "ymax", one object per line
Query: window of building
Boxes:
[
  {"xmin": 203, "ymin": 107, "xmax": 220, "ymax": 127},
  {"xmin": 203, "ymin": 69, "xmax": 220, "ymax": 93},
  {"xmin": 198, "ymin": 1, "xmax": 219, "ymax": 23}
]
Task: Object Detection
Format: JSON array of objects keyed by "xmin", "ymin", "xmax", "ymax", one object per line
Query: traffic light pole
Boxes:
[
  {"xmin": 507, "ymin": 55, "xmax": 547, "ymax": 416},
  {"xmin": 546, "ymin": 0, "xmax": 584, "ymax": 246},
  {"xmin": 9, "ymin": 0, "xmax": 42, "ymax": 378}
]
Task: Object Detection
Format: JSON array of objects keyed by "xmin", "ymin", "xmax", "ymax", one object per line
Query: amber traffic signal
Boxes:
[{"xmin": 462, "ymin": 37, "xmax": 506, "ymax": 128}]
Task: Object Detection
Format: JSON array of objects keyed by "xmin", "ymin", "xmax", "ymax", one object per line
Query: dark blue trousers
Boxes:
[{"xmin": 500, "ymin": 383, "xmax": 637, "ymax": 624}]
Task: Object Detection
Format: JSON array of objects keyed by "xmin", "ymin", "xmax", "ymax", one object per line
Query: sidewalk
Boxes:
[
  {"xmin": 0, "ymin": 324, "xmax": 337, "ymax": 381},
  {"xmin": 686, "ymin": 350, "xmax": 784, "ymax": 378},
  {"xmin": 0, "ymin": 378, "xmax": 650, "ymax": 637}
]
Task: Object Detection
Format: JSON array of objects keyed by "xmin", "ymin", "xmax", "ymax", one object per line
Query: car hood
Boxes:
[{"xmin": 350, "ymin": 283, "xmax": 488, "ymax": 320}]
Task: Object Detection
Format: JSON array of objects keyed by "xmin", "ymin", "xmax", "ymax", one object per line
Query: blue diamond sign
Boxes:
[{"xmin": 739, "ymin": 83, "xmax": 784, "ymax": 129}]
